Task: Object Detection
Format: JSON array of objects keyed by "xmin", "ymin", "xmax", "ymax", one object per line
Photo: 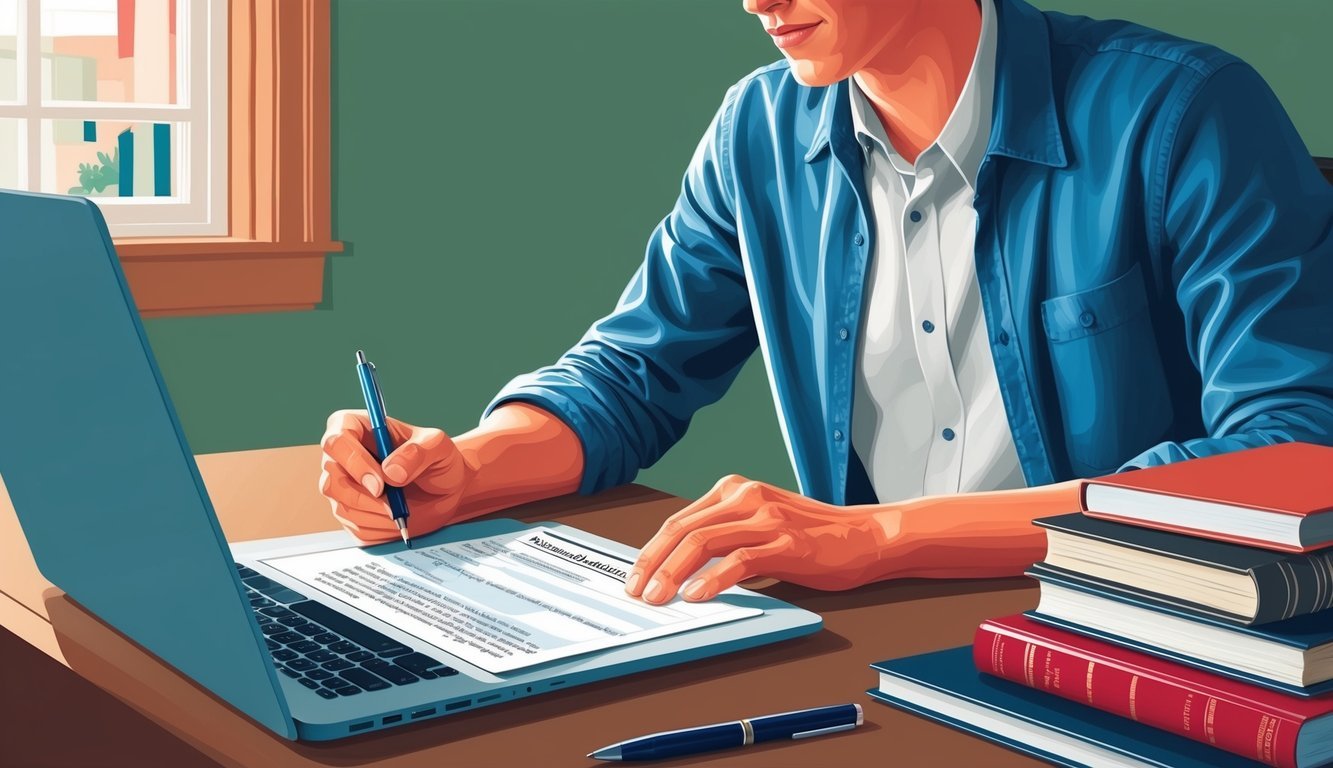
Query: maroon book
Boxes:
[
  {"xmin": 1082, "ymin": 442, "xmax": 1333, "ymax": 552},
  {"xmin": 974, "ymin": 614, "xmax": 1333, "ymax": 768}
]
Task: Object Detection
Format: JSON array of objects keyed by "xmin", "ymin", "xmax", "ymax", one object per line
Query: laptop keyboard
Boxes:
[{"xmin": 236, "ymin": 564, "xmax": 459, "ymax": 699}]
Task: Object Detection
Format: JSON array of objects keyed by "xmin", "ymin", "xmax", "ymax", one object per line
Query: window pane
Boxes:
[
  {"xmin": 42, "ymin": 119, "xmax": 177, "ymax": 198},
  {"xmin": 41, "ymin": 0, "xmax": 177, "ymax": 105},
  {"xmin": 0, "ymin": 118, "xmax": 21, "ymax": 188},
  {"xmin": 0, "ymin": 0, "xmax": 16, "ymax": 103}
]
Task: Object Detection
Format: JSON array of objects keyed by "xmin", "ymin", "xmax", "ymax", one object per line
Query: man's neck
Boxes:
[{"xmin": 852, "ymin": 0, "xmax": 983, "ymax": 165}]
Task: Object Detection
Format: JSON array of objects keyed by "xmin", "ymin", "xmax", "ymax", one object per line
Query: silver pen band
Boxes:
[{"xmin": 739, "ymin": 719, "xmax": 755, "ymax": 746}]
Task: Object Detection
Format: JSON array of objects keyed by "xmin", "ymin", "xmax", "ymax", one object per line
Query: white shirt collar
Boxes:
[{"xmin": 848, "ymin": 0, "xmax": 997, "ymax": 190}]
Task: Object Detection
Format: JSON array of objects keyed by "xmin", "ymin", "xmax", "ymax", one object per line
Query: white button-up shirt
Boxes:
[{"xmin": 849, "ymin": 0, "xmax": 1026, "ymax": 503}]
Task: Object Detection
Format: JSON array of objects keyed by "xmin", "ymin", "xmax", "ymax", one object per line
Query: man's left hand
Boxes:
[{"xmin": 626, "ymin": 474, "xmax": 902, "ymax": 604}]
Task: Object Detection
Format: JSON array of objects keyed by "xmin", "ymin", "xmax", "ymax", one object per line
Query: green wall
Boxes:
[{"xmin": 140, "ymin": 0, "xmax": 1332, "ymax": 502}]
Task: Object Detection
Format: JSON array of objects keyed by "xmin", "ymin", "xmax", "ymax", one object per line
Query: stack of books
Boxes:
[{"xmin": 868, "ymin": 442, "xmax": 1333, "ymax": 768}]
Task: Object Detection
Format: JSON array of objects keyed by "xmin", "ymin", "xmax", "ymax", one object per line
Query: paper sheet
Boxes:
[{"xmin": 260, "ymin": 527, "xmax": 762, "ymax": 674}]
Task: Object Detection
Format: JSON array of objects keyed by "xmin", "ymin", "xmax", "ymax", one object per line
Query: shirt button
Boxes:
[
  {"xmin": 922, "ymin": 320, "xmax": 935, "ymax": 333},
  {"xmin": 942, "ymin": 428, "xmax": 956, "ymax": 441},
  {"xmin": 833, "ymin": 429, "xmax": 844, "ymax": 442},
  {"xmin": 838, "ymin": 327, "xmax": 849, "ymax": 340},
  {"xmin": 909, "ymin": 210, "xmax": 923, "ymax": 223},
  {"xmin": 998, "ymin": 330, "xmax": 1010, "ymax": 345},
  {"xmin": 853, "ymin": 232, "xmax": 865, "ymax": 246},
  {"xmin": 1079, "ymin": 311, "xmax": 1096, "ymax": 328}
]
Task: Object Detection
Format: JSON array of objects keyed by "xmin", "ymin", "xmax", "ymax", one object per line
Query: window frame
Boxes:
[{"xmin": 111, "ymin": 0, "xmax": 340, "ymax": 317}]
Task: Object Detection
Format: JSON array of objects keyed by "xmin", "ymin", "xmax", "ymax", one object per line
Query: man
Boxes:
[{"xmin": 319, "ymin": 0, "xmax": 1333, "ymax": 606}]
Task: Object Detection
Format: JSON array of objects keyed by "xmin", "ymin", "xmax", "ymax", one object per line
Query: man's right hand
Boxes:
[{"xmin": 318, "ymin": 409, "xmax": 473, "ymax": 545}]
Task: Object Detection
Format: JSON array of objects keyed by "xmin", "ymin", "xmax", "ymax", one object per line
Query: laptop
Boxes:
[{"xmin": 0, "ymin": 189, "xmax": 823, "ymax": 741}]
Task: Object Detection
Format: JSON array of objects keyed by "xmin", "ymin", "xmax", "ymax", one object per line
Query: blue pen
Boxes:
[
  {"xmin": 588, "ymin": 703, "xmax": 863, "ymax": 761},
  {"xmin": 355, "ymin": 350, "xmax": 412, "ymax": 547}
]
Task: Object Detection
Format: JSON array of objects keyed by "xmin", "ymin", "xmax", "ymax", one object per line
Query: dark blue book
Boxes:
[
  {"xmin": 1036, "ymin": 513, "xmax": 1333, "ymax": 625},
  {"xmin": 1028, "ymin": 563, "xmax": 1333, "ymax": 696},
  {"xmin": 869, "ymin": 646, "xmax": 1268, "ymax": 768}
]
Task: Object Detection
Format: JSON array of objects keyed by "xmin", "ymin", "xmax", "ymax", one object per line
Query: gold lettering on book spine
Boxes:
[
  {"xmin": 1085, "ymin": 661, "xmax": 1095, "ymax": 703},
  {"xmin": 1255, "ymin": 714, "xmax": 1272, "ymax": 760},
  {"xmin": 1205, "ymin": 696, "xmax": 1218, "ymax": 745},
  {"xmin": 991, "ymin": 635, "xmax": 1004, "ymax": 676},
  {"xmin": 1128, "ymin": 675, "xmax": 1139, "ymax": 721},
  {"xmin": 1024, "ymin": 643, "xmax": 1036, "ymax": 688}
]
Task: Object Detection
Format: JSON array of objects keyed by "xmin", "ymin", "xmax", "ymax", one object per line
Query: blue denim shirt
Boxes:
[{"xmin": 488, "ymin": 0, "xmax": 1333, "ymax": 505}]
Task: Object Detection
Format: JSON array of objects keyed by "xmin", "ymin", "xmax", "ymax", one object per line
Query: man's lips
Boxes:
[
  {"xmin": 766, "ymin": 22, "xmax": 821, "ymax": 49},
  {"xmin": 766, "ymin": 22, "xmax": 820, "ymax": 36}
]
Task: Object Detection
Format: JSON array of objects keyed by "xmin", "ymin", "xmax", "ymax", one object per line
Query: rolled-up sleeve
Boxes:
[
  {"xmin": 1120, "ymin": 62, "xmax": 1333, "ymax": 470},
  {"xmin": 484, "ymin": 84, "xmax": 759, "ymax": 494}
]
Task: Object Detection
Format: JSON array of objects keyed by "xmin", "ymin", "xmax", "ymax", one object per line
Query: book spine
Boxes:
[
  {"xmin": 1254, "ymin": 551, "xmax": 1333, "ymax": 622},
  {"xmin": 973, "ymin": 625, "xmax": 1300, "ymax": 768}
]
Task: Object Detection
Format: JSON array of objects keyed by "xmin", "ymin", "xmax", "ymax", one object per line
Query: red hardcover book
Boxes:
[
  {"xmin": 1081, "ymin": 442, "xmax": 1333, "ymax": 552},
  {"xmin": 974, "ymin": 614, "xmax": 1333, "ymax": 768}
]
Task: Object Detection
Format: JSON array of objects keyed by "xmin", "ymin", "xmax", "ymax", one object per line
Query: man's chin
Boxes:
[{"xmin": 786, "ymin": 59, "xmax": 847, "ymax": 88}]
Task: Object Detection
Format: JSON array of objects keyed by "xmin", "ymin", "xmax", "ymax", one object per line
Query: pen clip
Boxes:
[{"xmin": 791, "ymin": 723, "xmax": 857, "ymax": 740}]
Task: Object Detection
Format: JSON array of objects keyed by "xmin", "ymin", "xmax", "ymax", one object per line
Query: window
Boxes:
[
  {"xmin": 1, "ymin": 0, "xmax": 226, "ymax": 236},
  {"xmin": 1, "ymin": 0, "xmax": 339, "ymax": 317}
]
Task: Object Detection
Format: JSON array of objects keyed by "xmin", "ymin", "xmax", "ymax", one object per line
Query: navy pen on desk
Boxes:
[
  {"xmin": 355, "ymin": 350, "xmax": 412, "ymax": 547},
  {"xmin": 588, "ymin": 703, "xmax": 863, "ymax": 761}
]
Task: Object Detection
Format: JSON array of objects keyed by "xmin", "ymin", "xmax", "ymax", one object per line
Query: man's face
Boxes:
[{"xmin": 742, "ymin": 0, "xmax": 919, "ymax": 86}]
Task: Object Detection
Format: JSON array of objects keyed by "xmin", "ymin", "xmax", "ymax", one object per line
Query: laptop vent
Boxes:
[
  {"xmin": 410, "ymin": 707, "xmax": 436, "ymax": 720},
  {"xmin": 445, "ymin": 699, "xmax": 471, "ymax": 712},
  {"xmin": 349, "ymin": 721, "xmax": 374, "ymax": 733}
]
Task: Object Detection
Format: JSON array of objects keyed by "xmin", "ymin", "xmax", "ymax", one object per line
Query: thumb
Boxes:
[{"xmin": 382, "ymin": 427, "xmax": 451, "ymax": 486}]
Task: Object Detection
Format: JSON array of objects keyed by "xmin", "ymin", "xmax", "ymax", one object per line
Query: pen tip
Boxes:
[
  {"xmin": 589, "ymin": 747, "xmax": 622, "ymax": 761},
  {"xmin": 355, "ymin": 350, "xmax": 367, "ymax": 365},
  {"xmin": 401, "ymin": 529, "xmax": 411, "ymax": 547}
]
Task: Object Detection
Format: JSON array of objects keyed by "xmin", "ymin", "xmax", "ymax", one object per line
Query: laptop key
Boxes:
[
  {"xmin": 346, "ymin": 651, "xmax": 375, "ymax": 663},
  {"xmin": 278, "ymin": 667, "xmax": 301, "ymax": 679},
  {"xmin": 333, "ymin": 686, "xmax": 362, "ymax": 697},
  {"xmin": 278, "ymin": 616, "xmax": 307, "ymax": 627},
  {"xmin": 365, "ymin": 664, "xmax": 419, "ymax": 686},
  {"xmin": 236, "ymin": 565, "xmax": 260, "ymax": 579},
  {"xmin": 306, "ymin": 649, "xmax": 337, "ymax": 663},
  {"xmin": 268, "ymin": 588, "xmax": 308, "ymax": 604},
  {"xmin": 293, "ymin": 623, "xmax": 325, "ymax": 637},
  {"xmin": 260, "ymin": 623, "xmax": 286, "ymax": 636},
  {"xmin": 394, "ymin": 652, "xmax": 454, "ymax": 678},
  {"xmin": 289, "ymin": 641, "xmax": 321, "ymax": 654},
  {"xmin": 329, "ymin": 641, "xmax": 359, "ymax": 655},
  {"xmin": 361, "ymin": 658, "xmax": 390, "ymax": 669},
  {"xmin": 265, "ymin": 639, "xmax": 280, "ymax": 651},
  {"xmin": 256, "ymin": 615, "xmax": 274, "ymax": 625},
  {"xmin": 298, "ymin": 678, "xmax": 321, "ymax": 690},
  {"xmin": 307, "ymin": 669, "xmax": 334, "ymax": 680},
  {"xmin": 339, "ymin": 668, "xmax": 391, "ymax": 692},
  {"xmin": 272, "ymin": 631, "xmax": 304, "ymax": 644},
  {"xmin": 315, "ymin": 688, "xmax": 338, "ymax": 700},
  {"xmin": 288, "ymin": 659, "xmax": 317, "ymax": 671},
  {"xmin": 321, "ymin": 659, "xmax": 354, "ymax": 671},
  {"xmin": 289, "ymin": 601, "xmax": 411, "ymax": 656},
  {"xmin": 259, "ymin": 606, "xmax": 295, "ymax": 619},
  {"xmin": 272, "ymin": 649, "xmax": 298, "ymax": 661},
  {"xmin": 249, "ymin": 596, "xmax": 274, "ymax": 608},
  {"xmin": 377, "ymin": 647, "xmax": 412, "ymax": 658},
  {"xmin": 314, "ymin": 633, "xmax": 341, "ymax": 645}
]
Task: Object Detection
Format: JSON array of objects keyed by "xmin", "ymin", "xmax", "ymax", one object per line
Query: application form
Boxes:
[{"xmin": 261, "ymin": 527, "xmax": 762, "ymax": 674}]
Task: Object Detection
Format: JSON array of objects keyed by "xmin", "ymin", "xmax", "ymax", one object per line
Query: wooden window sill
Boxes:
[{"xmin": 114, "ymin": 238, "xmax": 344, "ymax": 317}]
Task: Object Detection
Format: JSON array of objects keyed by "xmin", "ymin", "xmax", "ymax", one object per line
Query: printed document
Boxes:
[{"xmin": 261, "ymin": 527, "xmax": 762, "ymax": 674}]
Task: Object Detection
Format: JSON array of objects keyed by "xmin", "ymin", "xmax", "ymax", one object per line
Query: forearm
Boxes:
[
  {"xmin": 452, "ymin": 402, "xmax": 585, "ymax": 520},
  {"xmin": 879, "ymin": 479, "xmax": 1083, "ymax": 580}
]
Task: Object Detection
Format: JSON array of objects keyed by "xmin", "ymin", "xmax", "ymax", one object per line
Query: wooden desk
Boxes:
[{"xmin": 0, "ymin": 445, "xmax": 1044, "ymax": 768}]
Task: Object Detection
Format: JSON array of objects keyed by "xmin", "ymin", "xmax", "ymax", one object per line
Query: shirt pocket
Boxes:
[{"xmin": 1040, "ymin": 262, "xmax": 1174, "ymax": 477}]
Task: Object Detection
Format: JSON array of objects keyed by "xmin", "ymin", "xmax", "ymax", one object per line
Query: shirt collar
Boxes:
[
  {"xmin": 848, "ymin": 0, "xmax": 997, "ymax": 188},
  {"xmin": 804, "ymin": 0, "xmax": 1068, "ymax": 171}
]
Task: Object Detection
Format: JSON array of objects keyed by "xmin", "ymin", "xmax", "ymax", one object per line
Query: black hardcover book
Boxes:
[{"xmin": 1035, "ymin": 513, "xmax": 1333, "ymax": 625}]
